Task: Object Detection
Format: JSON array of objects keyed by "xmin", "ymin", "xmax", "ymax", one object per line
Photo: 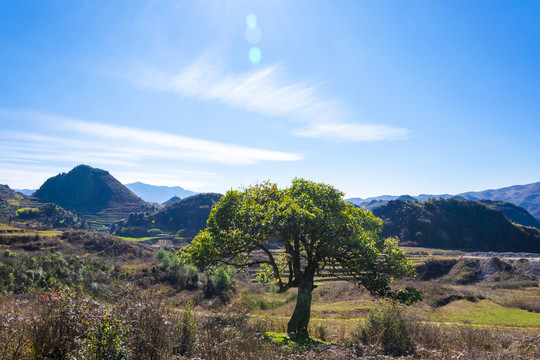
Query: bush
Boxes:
[
  {"xmin": 120, "ymin": 293, "xmax": 173, "ymax": 360},
  {"xmin": 0, "ymin": 295, "xmax": 30, "ymax": 360},
  {"xmin": 211, "ymin": 265, "xmax": 236, "ymax": 293},
  {"xmin": 29, "ymin": 288, "xmax": 94, "ymax": 359},
  {"xmin": 175, "ymin": 300, "xmax": 197, "ymax": 357},
  {"xmin": 155, "ymin": 249, "xmax": 179, "ymax": 272},
  {"xmin": 0, "ymin": 250, "xmax": 114, "ymax": 295},
  {"xmin": 357, "ymin": 302, "xmax": 415, "ymax": 356},
  {"xmin": 78, "ymin": 310, "xmax": 132, "ymax": 360}
]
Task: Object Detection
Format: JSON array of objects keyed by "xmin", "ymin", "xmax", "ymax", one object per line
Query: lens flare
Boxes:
[
  {"xmin": 249, "ymin": 47, "xmax": 262, "ymax": 64},
  {"xmin": 245, "ymin": 25, "xmax": 262, "ymax": 44},
  {"xmin": 246, "ymin": 13, "xmax": 257, "ymax": 27}
]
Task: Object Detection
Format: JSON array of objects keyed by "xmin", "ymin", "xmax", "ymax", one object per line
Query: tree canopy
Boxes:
[{"xmin": 178, "ymin": 179, "xmax": 421, "ymax": 339}]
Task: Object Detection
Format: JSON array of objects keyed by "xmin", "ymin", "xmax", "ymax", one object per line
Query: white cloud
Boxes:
[
  {"xmin": 0, "ymin": 109, "xmax": 303, "ymax": 188},
  {"xmin": 62, "ymin": 120, "xmax": 302, "ymax": 164},
  {"xmin": 134, "ymin": 57, "xmax": 410, "ymax": 142},
  {"xmin": 0, "ymin": 112, "xmax": 302, "ymax": 166},
  {"xmin": 294, "ymin": 122, "xmax": 410, "ymax": 142}
]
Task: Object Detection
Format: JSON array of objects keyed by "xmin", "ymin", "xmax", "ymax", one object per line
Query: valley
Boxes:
[{"xmin": 0, "ymin": 165, "xmax": 539, "ymax": 359}]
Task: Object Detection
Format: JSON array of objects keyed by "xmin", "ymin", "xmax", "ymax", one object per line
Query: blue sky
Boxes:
[{"xmin": 1, "ymin": 0, "xmax": 539, "ymax": 198}]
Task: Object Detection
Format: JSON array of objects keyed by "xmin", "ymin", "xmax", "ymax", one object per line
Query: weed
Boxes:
[
  {"xmin": 310, "ymin": 321, "xmax": 327, "ymax": 341},
  {"xmin": 357, "ymin": 302, "xmax": 416, "ymax": 356},
  {"xmin": 175, "ymin": 300, "xmax": 197, "ymax": 357}
]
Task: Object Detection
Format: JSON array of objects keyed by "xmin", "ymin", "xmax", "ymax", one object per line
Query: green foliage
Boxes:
[
  {"xmin": 256, "ymin": 263, "xmax": 275, "ymax": 285},
  {"xmin": 179, "ymin": 179, "xmax": 420, "ymax": 336},
  {"xmin": 180, "ymin": 179, "xmax": 419, "ymax": 300},
  {"xmin": 210, "ymin": 265, "xmax": 236, "ymax": 293},
  {"xmin": 0, "ymin": 250, "xmax": 114, "ymax": 294},
  {"xmin": 176, "ymin": 300, "xmax": 198, "ymax": 357},
  {"xmin": 80, "ymin": 311, "xmax": 132, "ymax": 360},
  {"xmin": 358, "ymin": 303, "xmax": 415, "ymax": 356},
  {"xmin": 15, "ymin": 207, "xmax": 39, "ymax": 219},
  {"xmin": 374, "ymin": 198, "xmax": 540, "ymax": 252},
  {"xmin": 153, "ymin": 249, "xmax": 200, "ymax": 289},
  {"xmin": 14, "ymin": 203, "xmax": 85, "ymax": 229},
  {"xmin": 155, "ymin": 249, "xmax": 180, "ymax": 272}
]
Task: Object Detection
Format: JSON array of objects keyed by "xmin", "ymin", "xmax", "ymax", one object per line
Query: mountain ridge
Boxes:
[
  {"xmin": 125, "ymin": 182, "xmax": 197, "ymax": 204},
  {"xmin": 347, "ymin": 181, "xmax": 540, "ymax": 221}
]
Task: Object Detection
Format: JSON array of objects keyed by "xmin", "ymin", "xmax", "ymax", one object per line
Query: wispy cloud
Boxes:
[
  {"xmin": 0, "ymin": 109, "xmax": 302, "ymax": 188},
  {"xmin": 0, "ymin": 110, "xmax": 302, "ymax": 165},
  {"xmin": 134, "ymin": 56, "xmax": 410, "ymax": 142},
  {"xmin": 294, "ymin": 122, "xmax": 410, "ymax": 142}
]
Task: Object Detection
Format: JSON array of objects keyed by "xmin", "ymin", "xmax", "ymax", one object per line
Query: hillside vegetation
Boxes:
[
  {"xmin": 110, "ymin": 193, "xmax": 223, "ymax": 240},
  {"xmin": 34, "ymin": 165, "xmax": 145, "ymax": 213},
  {"xmin": 373, "ymin": 198, "xmax": 540, "ymax": 252}
]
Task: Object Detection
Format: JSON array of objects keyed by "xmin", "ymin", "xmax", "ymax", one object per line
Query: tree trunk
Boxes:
[{"xmin": 287, "ymin": 275, "xmax": 314, "ymax": 340}]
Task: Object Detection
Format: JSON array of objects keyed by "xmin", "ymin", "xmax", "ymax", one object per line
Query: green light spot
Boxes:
[{"xmin": 249, "ymin": 47, "xmax": 262, "ymax": 64}]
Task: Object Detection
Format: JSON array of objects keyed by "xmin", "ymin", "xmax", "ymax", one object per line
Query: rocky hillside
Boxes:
[
  {"xmin": 373, "ymin": 198, "xmax": 540, "ymax": 252},
  {"xmin": 34, "ymin": 165, "xmax": 145, "ymax": 213},
  {"xmin": 416, "ymin": 255, "xmax": 539, "ymax": 284}
]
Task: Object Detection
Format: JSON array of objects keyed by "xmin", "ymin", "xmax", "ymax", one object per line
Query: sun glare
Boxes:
[
  {"xmin": 245, "ymin": 13, "xmax": 262, "ymax": 64},
  {"xmin": 249, "ymin": 47, "xmax": 262, "ymax": 64}
]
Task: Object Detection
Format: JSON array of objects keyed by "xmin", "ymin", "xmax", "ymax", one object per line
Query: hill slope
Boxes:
[
  {"xmin": 34, "ymin": 165, "xmax": 145, "ymax": 213},
  {"xmin": 0, "ymin": 184, "xmax": 40, "ymax": 218},
  {"xmin": 372, "ymin": 199, "xmax": 540, "ymax": 252},
  {"xmin": 111, "ymin": 193, "xmax": 222, "ymax": 240},
  {"xmin": 125, "ymin": 182, "xmax": 197, "ymax": 204},
  {"xmin": 478, "ymin": 200, "xmax": 540, "ymax": 229},
  {"xmin": 163, "ymin": 196, "xmax": 181, "ymax": 205},
  {"xmin": 347, "ymin": 182, "xmax": 540, "ymax": 222}
]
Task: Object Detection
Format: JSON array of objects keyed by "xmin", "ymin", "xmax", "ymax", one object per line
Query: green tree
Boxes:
[{"xmin": 178, "ymin": 179, "xmax": 421, "ymax": 340}]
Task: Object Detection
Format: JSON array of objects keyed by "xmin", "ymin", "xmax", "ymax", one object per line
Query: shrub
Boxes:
[
  {"xmin": 0, "ymin": 296, "xmax": 30, "ymax": 360},
  {"xmin": 204, "ymin": 265, "xmax": 236, "ymax": 300},
  {"xmin": 16, "ymin": 207, "xmax": 40, "ymax": 220},
  {"xmin": 119, "ymin": 293, "xmax": 174, "ymax": 360},
  {"xmin": 175, "ymin": 300, "xmax": 197, "ymax": 357},
  {"xmin": 77, "ymin": 310, "xmax": 132, "ymax": 360},
  {"xmin": 0, "ymin": 251, "xmax": 114, "ymax": 295},
  {"xmin": 357, "ymin": 302, "xmax": 415, "ymax": 356},
  {"xmin": 29, "ymin": 288, "xmax": 94, "ymax": 359},
  {"xmin": 211, "ymin": 265, "xmax": 236, "ymax": 293}
]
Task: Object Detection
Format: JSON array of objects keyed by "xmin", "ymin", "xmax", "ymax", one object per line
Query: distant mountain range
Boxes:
[
  {"xmin": 3, "ymin": 165, "xmax": 540, "ymax": 252},
  {"xmin": 459, "ymin": 182, "xmax": 540, "ymax": 220},
  {"xmin": 347, "ymin": 181, "xmax": 540, "ymax": 221},
  {"xmin": 13, "ymin": 189, "xmax": 35, "ymax": 196},
  {"xmin": 124, "ymin": 182, "xmax": 197, "ymax": 204}
]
